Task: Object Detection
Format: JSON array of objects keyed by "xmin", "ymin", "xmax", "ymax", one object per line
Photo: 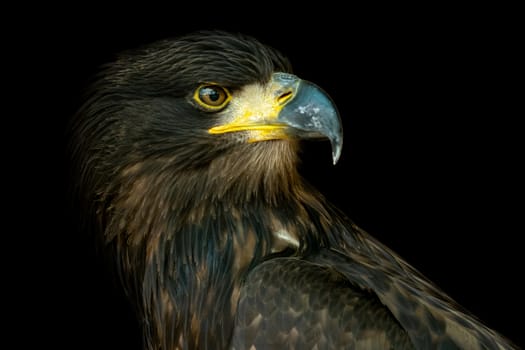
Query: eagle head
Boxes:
[{"xmin": 70, "ymin": 31, "xmax": 343, "ymax": 349}]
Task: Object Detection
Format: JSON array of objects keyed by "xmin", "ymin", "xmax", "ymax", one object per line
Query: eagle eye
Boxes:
[{"xmin": 194, "ymin": 84, "xmax": 231, "ymax": 111}]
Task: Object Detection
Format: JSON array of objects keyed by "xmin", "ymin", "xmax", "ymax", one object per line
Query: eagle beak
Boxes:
[
  {"xmin": 209, "ymin": 72, "xmax": 343, "ymax": 165},
  {"xmin": 275, "ymin": 73, "xmax": 343, "ymax": 165}
]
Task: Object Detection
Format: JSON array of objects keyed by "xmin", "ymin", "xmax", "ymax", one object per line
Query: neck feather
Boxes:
[{"xmin": 97, "ymin": 140, "xmax": 336, "ymax": 348}]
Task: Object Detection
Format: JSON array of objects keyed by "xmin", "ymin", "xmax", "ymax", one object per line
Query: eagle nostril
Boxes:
[{"xmin": 277, "ymin": 90, "xmax": 293, "ymax": 105}]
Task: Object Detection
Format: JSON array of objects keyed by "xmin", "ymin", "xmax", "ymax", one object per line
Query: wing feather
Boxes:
[
  {"xmin": 307, "ymin": 230, "xmax": 516, "ymax": 350},
  {"xmin": 232, "ymin": 258, "xmax": 414, "ymax": 349}
]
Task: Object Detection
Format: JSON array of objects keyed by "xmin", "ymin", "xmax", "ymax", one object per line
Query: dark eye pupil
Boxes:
[
  {"xmin": 201, "ymin": 87, "xmax": 220, "ymax": 101},
  {"xmin": 196, "ymin": 85, "xmax": 229, "ymax": 109},
  {"xmin": 208, "ymin": 90, "xmax": 220, "ymax": 101}
]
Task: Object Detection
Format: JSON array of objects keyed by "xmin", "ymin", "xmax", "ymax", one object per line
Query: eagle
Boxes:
[{"xmin": 69, "ymin": 31, "xmax": 516, "ymax": 349}]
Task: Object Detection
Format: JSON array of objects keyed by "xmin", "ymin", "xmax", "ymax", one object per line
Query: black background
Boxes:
[{"xmin": 17, "ymin": 5, "xmax": 521, "ymax": 349}]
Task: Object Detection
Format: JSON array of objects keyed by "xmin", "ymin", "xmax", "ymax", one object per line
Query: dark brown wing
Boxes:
[
  {"xmin": 305, "ymin": 239, "xmax": 517, "ymax": 350},
  {"xmin": 231, "ymin": 257, "xmax": 414, "ymax": 350}
]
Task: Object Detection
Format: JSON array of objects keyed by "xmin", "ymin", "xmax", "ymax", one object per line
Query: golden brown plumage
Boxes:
[{"xmin": 69, "ymin": 30, "xmax": 517, "ymax": 349}]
